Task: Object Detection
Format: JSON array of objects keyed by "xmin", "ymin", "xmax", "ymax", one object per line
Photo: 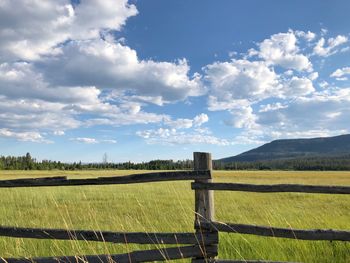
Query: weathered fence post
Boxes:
[{"xmin": 193, "ymin": 152, "xmax": 218, "ymax": 262}]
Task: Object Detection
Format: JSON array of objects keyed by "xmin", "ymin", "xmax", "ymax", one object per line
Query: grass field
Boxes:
[{"xmin": 0, "ymin": 170, "xmax": 349, "ymax": 262}]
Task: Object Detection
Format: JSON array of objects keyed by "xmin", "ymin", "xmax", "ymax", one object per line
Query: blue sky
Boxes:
[{"xmin": 0, "ymin": 0, "xmax": 350, "ymax": 162}]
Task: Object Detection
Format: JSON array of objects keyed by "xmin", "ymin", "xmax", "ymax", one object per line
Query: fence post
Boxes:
[{"xmin": 193, "ymin": 152, "xmax": 218, "ymax": 262}]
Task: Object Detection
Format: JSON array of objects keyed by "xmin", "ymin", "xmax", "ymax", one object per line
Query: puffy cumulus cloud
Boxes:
[
  {"xmin": 193, "ymin": 113, "xmax": 209, "ymax": 127},
  {"xmin": 204, "ymin": 57, "xmax": 314, "ymax": 115},
  {"xmin": 83, "ymin": 111, "xmax": 167, "ymax": 127},
  {"xmin": 227, "ymin": 88, "xmax": 350, "ymax": 145},
  {"xmin": 255, "ymin": 31, "xmax": 312, "ymax": 71},
  {"xmin": 308, "ymin": 72, "xmax": 319, "ymax": 81},
  {"xmin": 0, "ymin": 128, "xmax": 52, "ymax": 143},
  {"xmin": 164, "ymin": 113, "xmax": 209, "ymax": 129},
  {"xmin": 0, "ymin": 97, "xmax": 81, "ymax": 131},
  {"xmin": 224, "ymin": 105, "xmax": 258, "ymax": 129},
  {"xmin": 203, "ymin": 29, "xmax": 350, "ymax": 144},
  {"xmin": 295, "ymin": 30, "xmax": 316, "ymax": 42},
  {"xmin": 39, "ymin": 39, "xmax": 204, "ymax": 103},
  {"xmin": 136, "ymin": 113, "xmax": 218, "ymax": 145},
  {"xmin": 313, "ymin": 35, "xmax": 348, "ymax": 57},
  {"xmin": 331, "ymin": 67, "xmax": 350, "ymax": 79},
  {"xmin": 0, "ymin": 61, "xmax": 170, "ymax": 137},
  {"xmin": 282, "ymin": 76, "xmax": 315, "ymax": 97},
  {"xmin": 0, "ymin": 0, "xmax": 206, "ymax": 143},
  {"xmin": 259, "ymin": 102, "xmax": 288, "ymax": 113},
  {"xmin": 204, "ymin": 59, "xmax": 281, "ymax": 106},
  {"xmin": 136, "ymin": 128, "xmax": 231, "ymax": 146},
  {"xmin": 72, "ymin": 0, "xmax": 137, "ymax": 38},
  {"xmin": 256, "ymin": 88, "xmax": 350, "ymax": 139},
  {"xmin": 0, "ymin": 62, "xmax": 101, "ymax": 104},
  {"xmin": 0, "ymin": 0, "xmax": 137, "ymax": 61},
  {"xmin": 207, "ymin": 96, "xmax": 250, "ymax": 112}
]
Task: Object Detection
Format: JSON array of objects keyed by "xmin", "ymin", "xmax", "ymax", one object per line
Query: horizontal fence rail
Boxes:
[
  {"xmin": 0, "ymin": 245, "xmax": 218, "ymax": 263},
  {"xmin": 192, "ymin": 259, "xmax": 299, "ymax": 263},
  {"xmin": 192, "ymin": 182, "xmax": 350, "ymax": 194},
  {"xmin": 0, "ymin": 171, "xmax": 210, "ymax": 188},
  {"xmin": 1, "ymin": 152, "xmax": 349, "ymax": 263},
  {"xmin": 200, "ymin": 221, "xmax": 350, "ymax": 241},
  {"xmin": 0, "ymin": 226, "xmax": 218, "ymax": 245}
]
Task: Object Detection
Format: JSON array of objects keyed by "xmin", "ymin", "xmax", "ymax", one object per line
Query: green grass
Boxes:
[{"xmin": 0, "ymin": 170, "xmax": 349, "ymax": 262}]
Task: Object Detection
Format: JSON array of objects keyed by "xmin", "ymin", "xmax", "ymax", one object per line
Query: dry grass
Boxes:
[{"xmin": 0, "ymin": 170, "xmax": 349, "ymax": 262}]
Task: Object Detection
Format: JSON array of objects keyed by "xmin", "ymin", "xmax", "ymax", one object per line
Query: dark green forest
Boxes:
[
  {"xmin": 0, "ymin": 153, "xmax": 193, "ymax": 170},
  {"xmin": 1, "ymin": 153, "xmax": 350, "ymax": 171}
]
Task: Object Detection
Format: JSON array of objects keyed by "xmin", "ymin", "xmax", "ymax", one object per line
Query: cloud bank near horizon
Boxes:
[{"xmin": 0, "ymin": 0, "xmax": 349, "ymax": 147}]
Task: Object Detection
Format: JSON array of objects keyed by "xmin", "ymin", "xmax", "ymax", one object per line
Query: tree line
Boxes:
[
  {"xmin": 213, "ymin": 155, "xmax": 350, "ymax": 171},
  {"xmin": 0, "ymin": 153, "xmax": 193, "ymax": 170},
  {"xmin": 1, "ymin": 153, "xmax": 350, "ymax": 171}
]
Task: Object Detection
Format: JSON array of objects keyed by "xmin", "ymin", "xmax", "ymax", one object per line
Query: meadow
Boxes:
[{"xmin": 0, "ymin": 170, "xmax": 349, "ymax": 262}]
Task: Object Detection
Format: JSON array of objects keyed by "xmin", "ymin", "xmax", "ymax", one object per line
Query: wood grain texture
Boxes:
[
  {"xmin": 193, "ymin": 152, "xmax": 214, "ymax": 224},
  {"xmin": 0, "ymin": 171, "xmax": 210, "ymax": 188},
  {"xmin": 193, "ymin": 152, "xmax": 217, "ymax": 263},
  {"xmin": 0, "ymin": 225, "xmax": 218, "ymax": 244},
  {"xmin": 1, "ymin": 245, "xmax": 218, "ymax": 263},
  {"xmin": 192, "ymin": 182, "xmax": 350, "ymax": 195},
  {"xmin": 200, "ymin": 221, "xmax": 350, "ymax": 241}
]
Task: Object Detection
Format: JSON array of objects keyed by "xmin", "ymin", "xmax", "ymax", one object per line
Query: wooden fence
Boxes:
[{"xmin": 0, "ymin": 152, "xmax": 349, "ymax": 263}]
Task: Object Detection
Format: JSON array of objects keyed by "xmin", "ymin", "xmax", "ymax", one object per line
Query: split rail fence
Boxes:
[{"xmin": 0, "ymin": 152, "xmax": 349, "ymax": 262}]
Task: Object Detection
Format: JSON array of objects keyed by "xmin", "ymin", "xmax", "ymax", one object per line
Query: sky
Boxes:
[{"xmin": 0, "ymin": 0, "xmax": 350, "ymax": 162}]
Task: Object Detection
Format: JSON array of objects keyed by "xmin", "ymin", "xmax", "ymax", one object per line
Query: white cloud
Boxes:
[
  {"xmin": 204, "ymin": 59, "xmax": 281, "ymax": 107},
  {"xmin": 40, "ymin": 39, "xmax": 204, "ymax": 103},
  {"xmin": 71, "ymin": 137, "xmax": 99, "ymax": 144},
  {"xmin": 0, "ymin": 0, "xmax": 207, "ymax": 145},
  {"xmin": 164, "ymin": 113, "xmax": 209, "ymax": 129},
  {"xmin": 330, "ymin": 67, "xmax": 350, "ymax": 78},
  {"xmin": 313, "ymin": 35, "xmax": 348, "ymax": 57},
  {"xmin": 0, "ymin": 128, "xmax": 51, "ymax": 143},
  {"xmin": 295, "ymin": 30, "xmax": 316, "ymax": 42},
  {"xmin": 193, "ymin": 113, "xmax": 209, "ymax": 127},
  {"xmin": 53, "ymin": 130, "xmax": 65, "ymax": 136},
  {"xmin": 0, "ymin": 62, "xmax": 102, "ymax": 104},
  {"xmin": 204, "ymin": 29, "xmax": 350, "ymax": 143},
  {"xmin": 71, "ymin": 0, "xmax": 138, "ymax": 38},
  {"xmin": 319, "ymin": 81, "xmax": 329, "ymax": 89},
  {"xmin": 308, "ymin": 72, "xmax": 319, "ymax": 81},
  {"xmin": 208, "ymin": 96, "xmax": 250, "ymax": 112},
  {"xmin": 164, "ymin": 118, "xmax": 194, "ymax": 129},
  {"xmin": 282, "ymin": 76, "xmax": 315, "ymax": 97},
  {"xmin": 256, "ymin": 31, "xmax": 312, "ymax": 71},
  {"xmin": 256, "ymin": 88, "xmax": 350, "ymax": 138},
  {"xmin": 259, "ymin": 102, "xmax": 288, "ymax": 113},
  {"xmin": 70, "ymin": 137, "xmax": 117, "ymax": 144},
  {"xmin": 0, "ymin": 0, "xmax": 137, "ymax": 61},
  {"xmin": 0, "ymin": 96, "xmax": 81, "ymax": 131},
  {"xmin": 224, "ymin": 105, "xmax": 258, "ymax": 129},
  {"xmin": 136, "ymin": 128, "xmax": 230, "ymax": 146}
]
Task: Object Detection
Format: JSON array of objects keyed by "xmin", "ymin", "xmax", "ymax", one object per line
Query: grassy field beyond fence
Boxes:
[{"xmin": 0, "ymin": 170, "xmax": 349, "ymax": 262}]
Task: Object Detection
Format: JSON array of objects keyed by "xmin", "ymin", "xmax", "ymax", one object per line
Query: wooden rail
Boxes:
[
  {"xmin": 192, "ymin": 260, "xmax": 298, "ymax": 263},
  {"xmin": 0, "ymin": 170, "xmax": 210, "ymax": 188},
  {"xmin": 199, "ymin": 221, "xmax": 350, "ymax": 241},
  {"xmin": 0, "ymin": 225, "xmax": 218, "ymax": 244},
  {"xmin": 192, "ymin": 182, "xmax": 350, "ymax": 194},
  {"xmin": 193, "ymin": 260, "xmax": 298, "ymax": 263},
  {"xmin": 0, "ymin": 245, "xmax": 218, "ymax": 263},
  {"xmin": 0, "ymin": 152, "xmax": 349, "ymax": 263}
]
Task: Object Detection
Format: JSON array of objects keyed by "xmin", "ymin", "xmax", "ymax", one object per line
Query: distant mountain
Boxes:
[{"xmin": 219, "ymin": 134, "xmax": 350, "ymax": 163}]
